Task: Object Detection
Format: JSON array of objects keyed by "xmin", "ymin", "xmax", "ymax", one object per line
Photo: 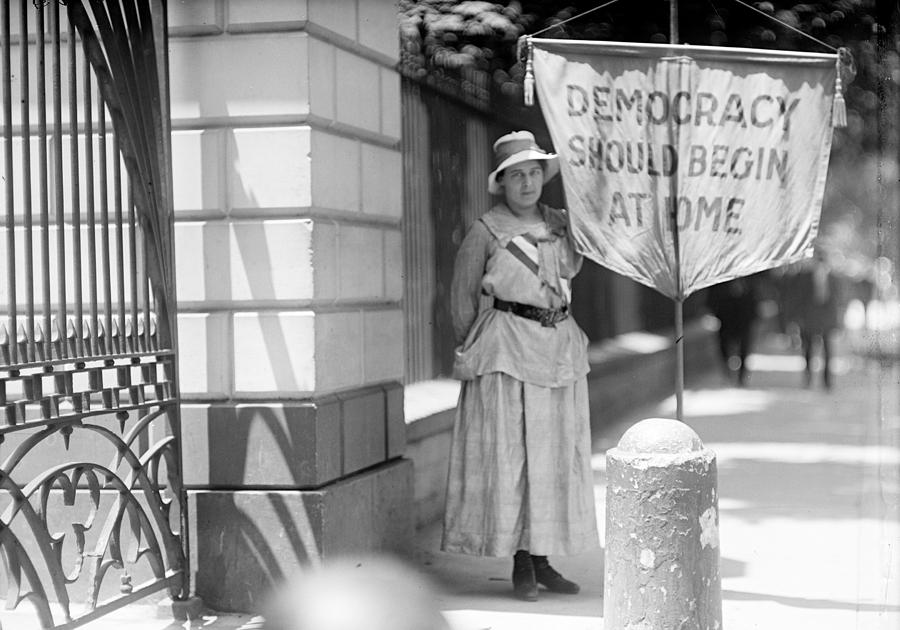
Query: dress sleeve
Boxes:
[
  {"xmin": 568, "ymin": 239, "xmax": 584, "ymax": 277},
  {"xmin": 450, "ymin": 220, "xmax": 491, "ymax": 345},
  {"xmin": 561, "ymin": 212, "xmax": 584, "ymax": 278}
]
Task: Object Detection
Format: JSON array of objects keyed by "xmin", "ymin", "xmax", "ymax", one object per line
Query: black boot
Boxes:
[
  {"xmin": 531, "ymin": 555, "xmax": 580, "ymax": 594},
  {"xmin": 512, "ymin": 550, "xmax": 538, "ymax": 601}
]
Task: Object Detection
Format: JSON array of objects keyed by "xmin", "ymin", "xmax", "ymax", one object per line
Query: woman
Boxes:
[{"xmin": 441, "ymin": 131, "xmax": 599, "ymax": 601}]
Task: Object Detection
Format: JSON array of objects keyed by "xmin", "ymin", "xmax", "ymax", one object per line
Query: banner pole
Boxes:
[
  {"xmin": 671, "ymin": 0, "xmax": 684, "ymax": 422},
  {"xmin": 670, "ymin": 0, "xmax": 679, "ymax": 45},
  {"xmin": 675, "ymin": 298, "xmax": 684, "ymax": 421}
]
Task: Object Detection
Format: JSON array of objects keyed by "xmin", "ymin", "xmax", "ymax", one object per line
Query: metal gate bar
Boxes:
[
  {"xmin": 18, "ymin": 0, "xmax": 34, "ymax": 365},
  {"xmin": 51, "ymin": 0, "xmax": 66, "ymax": 359},
  {"xmin": 2, "ymin": 0, "xmax": 15, "ymax": 366},
  {"xmin": 68, "ymin": 18, "xmax": 83, "ymax": 359},
  {"xmin": 38, "ymin": 2, "xmax": 51, "ymax": 363},
  {"xmin": 83, "ymin": 55, "xmax": 97, "ymax": 358}
]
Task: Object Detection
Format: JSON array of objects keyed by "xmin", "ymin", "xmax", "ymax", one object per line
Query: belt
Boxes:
[{"xmin": 494, "ymin": 298, "xmax": 569, "ymax": 328}]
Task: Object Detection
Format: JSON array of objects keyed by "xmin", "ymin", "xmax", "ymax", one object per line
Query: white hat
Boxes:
[{"xmin": 487, "ymin": 131, "xmax": 559, "ymax": 194}]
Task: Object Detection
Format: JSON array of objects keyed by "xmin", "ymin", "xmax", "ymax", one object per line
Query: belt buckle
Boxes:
[{"xmin": 540, "ymin": 309, "xmax": 559, "ymax": 328}]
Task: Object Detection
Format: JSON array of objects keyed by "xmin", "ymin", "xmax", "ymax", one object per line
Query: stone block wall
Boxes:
[{"xmin": 167, "ymin": 0, "xmax": 409, "ymax": 613}]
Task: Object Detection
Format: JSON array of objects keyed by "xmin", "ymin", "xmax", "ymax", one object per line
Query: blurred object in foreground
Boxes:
[{"xmin": 262, "ymin": 556, "xmax": 450, "ymax": 630}]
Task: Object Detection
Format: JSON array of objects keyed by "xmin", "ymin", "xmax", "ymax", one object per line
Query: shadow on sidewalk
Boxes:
[{"xmin": 723, "ymin": 589, "xmax": 900, "ymax": 612}]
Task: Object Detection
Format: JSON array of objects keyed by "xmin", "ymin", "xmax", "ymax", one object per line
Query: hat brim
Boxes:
[{"xmin": 488, "ymin": 150, "xmax": 560, "ymax": 194}]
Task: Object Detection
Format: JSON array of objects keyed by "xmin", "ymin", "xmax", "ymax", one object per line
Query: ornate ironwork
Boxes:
[
  {"xmin": 1, "ymin": 0, "xmax": 183, "ymax": 627},
  {"xmin": 0, "ymin": 395, "xmax": 184, "ymax": 627}
]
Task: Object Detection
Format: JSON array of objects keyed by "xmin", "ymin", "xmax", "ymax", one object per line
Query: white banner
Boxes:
[{"xmin": 531, "ymin": 39, "xmax": 839, "ymax": 299}]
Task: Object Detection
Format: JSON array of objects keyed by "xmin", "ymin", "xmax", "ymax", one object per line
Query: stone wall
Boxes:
[{"xmin": 167, "ymin": 0, "xmax": 410, "ymax": 613}]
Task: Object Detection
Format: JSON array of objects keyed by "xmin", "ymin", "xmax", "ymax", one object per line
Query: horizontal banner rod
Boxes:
[{"xmin": 529, "ymin": 38, "xmax": 837, "ymax": 61}]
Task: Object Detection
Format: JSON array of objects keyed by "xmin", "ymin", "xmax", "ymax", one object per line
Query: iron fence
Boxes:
[{"xmin": 0, "ymin": 2, "xmax": 183, "ymax": 628}]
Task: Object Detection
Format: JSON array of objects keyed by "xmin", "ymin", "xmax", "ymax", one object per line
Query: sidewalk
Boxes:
[
  {"xmin": 3, "ymin": 335, "xmax": 898, "ymax": 630},
  {"xmin": 417, "ymin": 334, "xmax": 900, "ymax": 630}
]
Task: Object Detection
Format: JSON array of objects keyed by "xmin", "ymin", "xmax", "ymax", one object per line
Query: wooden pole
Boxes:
[
  {"xmin": 675, "ymin": 298, "xmax": 684, "ymax": 421},
  {"xmin": 671, "ymin": 0, "xmax": 684, "ymax": 421}
]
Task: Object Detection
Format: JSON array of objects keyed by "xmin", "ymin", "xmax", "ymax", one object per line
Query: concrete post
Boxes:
[{"xmin": 604, "ymin": 417, "xmax": 722, "ymax": 630}]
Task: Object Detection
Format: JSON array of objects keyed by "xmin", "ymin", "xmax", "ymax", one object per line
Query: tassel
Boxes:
[
  {"xmin": 832, "ymin": 48, "xmax": 852, "ymax": 128},
  {"xmin": 519, "ymin": 36, "xmax": 535, "ymax": 107},
  {"xmin": 832, "ymin": 90, "xmax": 846, "ymax": 128}
]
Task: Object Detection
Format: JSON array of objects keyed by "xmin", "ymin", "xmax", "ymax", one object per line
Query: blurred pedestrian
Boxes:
[
  {"xmin": 263, "ymin": 556, "xmax": 449, "ymax": 630},
  {"xmin": 773, "ymin": 263, "xmax": 806, "ymax": 349},
  {"xmin": 793, "ymin": 251, "xmax": 842, "ymax": 389},
  {"xmin": 706, "ymin": 275, "xmax": 760, "ymax": 386},
  {"xmin": 443, "ymin": 131, "xmax": 598, "ymax": 602}
]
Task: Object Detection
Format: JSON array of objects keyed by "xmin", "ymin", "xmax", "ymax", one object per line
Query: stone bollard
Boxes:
[{"xmin": 604, "ymin": 418, "xmax": 722, "ymax": 630}]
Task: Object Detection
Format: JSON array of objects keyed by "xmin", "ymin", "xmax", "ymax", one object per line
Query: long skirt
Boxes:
[{"xmin": 441, "ymin": 372, "xmax": 599, "ymax": 557}]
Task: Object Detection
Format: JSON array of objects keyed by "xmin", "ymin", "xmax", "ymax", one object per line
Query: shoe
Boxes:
[
  {"xmin": 531, "ymin": 555, "xmax": 580, "ymax": 594},
  {"xmin": 512, "ymin": 550, "xmax": 538, "ymax": 601}
]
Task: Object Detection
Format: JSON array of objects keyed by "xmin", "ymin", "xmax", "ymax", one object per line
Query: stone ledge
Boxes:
[{"xmin": 181, "ymin": 382, "xmax": 404, "ymax": 489}]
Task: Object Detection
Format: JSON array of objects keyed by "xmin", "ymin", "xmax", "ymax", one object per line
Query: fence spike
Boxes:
[
  {"xmin": 0, "ymin": 323, "xmax": 10, "ymax": 364},
  {"xmin": 136, "ymin": 318, "xmax": 145, "ymax": 352},
  {"xmin": 124, "ymin": 319, "xmax": 135, "ymax": 353},
  {"xmin": 16, "ymin": 323, "xmax": 29, "ymax": 359},
  {"xmin": 96, "ymin": 319, "xmax": 106, "ymax": 355},
  {"xmin": 51, "ymin": 318, "xmax": 63, "ymax": 360},
  {"xmin": 60, "ymin": 423, "xmax": 73, "ymax": 451},
  {"xmin": 81, "ymin": 318, "xmax": 93, "ymax": 358},
  {"xmin": 66, "ymin": 318, "xmax": 78, "ymax": 357},
  {"xmin": 34, "ymin": 323, "xmax": 46, "ymax": 362},
  {"xmin": 116, "ymin": 410, "xmax": 129, "ymax": 433},
  {"xmin": 149, "ymin": 314, "xmax": 157, "ymax": 350},
  {"xmin": 110, "ymin": 318, "xmax": 121, "ymax": 354}
]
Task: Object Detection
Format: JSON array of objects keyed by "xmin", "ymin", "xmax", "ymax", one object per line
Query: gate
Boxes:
[{"xmin": 0, "ymin": 1, "xmax": 185, "ymax": 628}]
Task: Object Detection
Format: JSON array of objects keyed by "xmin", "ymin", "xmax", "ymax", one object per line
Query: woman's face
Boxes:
[{"xmin": 501, "ymin": 160, "xmax": 544, "ymax": 215}]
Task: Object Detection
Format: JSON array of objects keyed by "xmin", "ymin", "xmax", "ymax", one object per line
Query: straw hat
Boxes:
[{"xmin": 487, "ymin": 131, "xmax": 559, "ymax": 195}]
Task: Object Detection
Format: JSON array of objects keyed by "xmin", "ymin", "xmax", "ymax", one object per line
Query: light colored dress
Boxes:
[{"xmin": 441, "ymin": 202, "xmax": 600, "ymax": 557}]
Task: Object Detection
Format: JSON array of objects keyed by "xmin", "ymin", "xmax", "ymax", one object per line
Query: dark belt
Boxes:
[{"xmin": 494, "ymin": 298, "xmax": 569, "ymax": 328}]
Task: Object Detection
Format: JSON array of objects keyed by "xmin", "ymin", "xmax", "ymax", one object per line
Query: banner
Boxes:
[{"xmin": 530, "ymin": 39, "xmax": 840, "ymax": 299}]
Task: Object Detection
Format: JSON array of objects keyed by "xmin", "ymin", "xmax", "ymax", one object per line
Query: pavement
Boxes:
[{"xmin": 3, "ymin": 332, "xmax": 898, "ymax": 630}]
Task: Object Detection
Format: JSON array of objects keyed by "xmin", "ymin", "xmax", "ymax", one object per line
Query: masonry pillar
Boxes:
[{"xmin": 166, "ymin": 1, "xmax": 409, "ymax": 613}]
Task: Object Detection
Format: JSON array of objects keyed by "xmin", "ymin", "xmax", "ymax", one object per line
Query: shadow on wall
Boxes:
[
  {"xmin": 187, "ymin": 137, "xmax": 323, "ymax": 612},
  {"xmin": 192, "ymin": 491, "xmax": 324, "ymax": 613},
  {"xmin": 189, "ymin": 403, "xmax": 330, "ymax": 612}
]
